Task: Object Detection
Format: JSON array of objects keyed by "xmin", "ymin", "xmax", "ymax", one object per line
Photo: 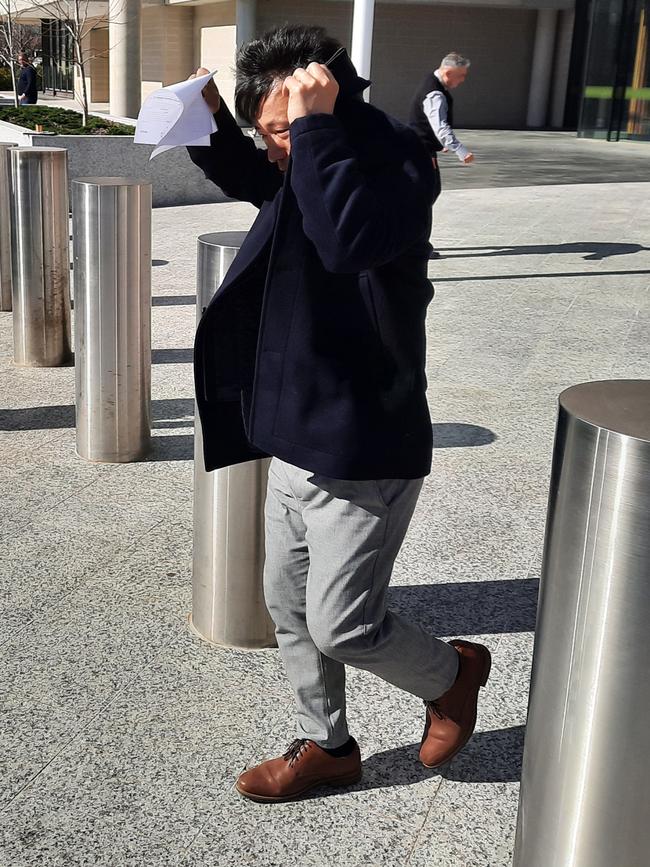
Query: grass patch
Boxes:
[{"xmin": 0, "ymin": 105, "xmax": 134, "ymax": 136}]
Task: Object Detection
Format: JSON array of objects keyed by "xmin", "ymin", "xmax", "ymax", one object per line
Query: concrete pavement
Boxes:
[{"xmin": 0, "ymin": 153, "xmax": 648, "ymax": 864}]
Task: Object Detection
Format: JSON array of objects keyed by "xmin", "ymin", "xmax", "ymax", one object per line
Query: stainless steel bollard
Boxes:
[
  {"xmin": 0, "ymin": 142, "xmax": 16, "ymax": 312},
  {"xmin": 514, "ymin": 379, "xmax": 650, "ymax": 867},
  {"xmin": 10, "ymin": 147, "xmax": 71, "ymax": 366},
  {"xmin": 72, "ymin": 178, "xmax": 152, "ymax": 462},
  {"xmin": 190, "ymin": 232, "xmax": 276, "ymax": 650}
]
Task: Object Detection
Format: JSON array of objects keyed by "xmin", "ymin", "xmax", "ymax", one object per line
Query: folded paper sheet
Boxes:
[{"xmin": 134, "ymin": 70, "xmax": 218, "ymax": 159}]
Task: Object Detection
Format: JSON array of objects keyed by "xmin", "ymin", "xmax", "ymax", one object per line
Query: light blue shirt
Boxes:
[{"xmin": 422, "ymin": 71, "xmax": 470, "ymax": 162}]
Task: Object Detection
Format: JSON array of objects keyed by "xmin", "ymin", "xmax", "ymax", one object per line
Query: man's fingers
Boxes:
[
  {"xmin": 291, "ymin": 67, "xmax": 317, "ymax": 87},
  {"xmin": 306, "ymin": 61, "xmax": 332, "ymax": 86},
  {"xmin": 283, "ymin": 75, "xmax": 303, "ymax": 94}
]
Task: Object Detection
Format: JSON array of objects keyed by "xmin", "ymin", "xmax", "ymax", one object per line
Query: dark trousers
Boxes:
[
  {"xmin": 431, "ymin": 157, "xmax": 442, "ymax": 253},
  {"xmin": 432, "ymin": 156, "xmax": 442, "ymax": 205}
]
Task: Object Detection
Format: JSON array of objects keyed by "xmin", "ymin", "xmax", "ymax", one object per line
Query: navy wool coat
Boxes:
[{"xmin": 188, "ymin": 83, "xmax": 436, "ymax": 481}]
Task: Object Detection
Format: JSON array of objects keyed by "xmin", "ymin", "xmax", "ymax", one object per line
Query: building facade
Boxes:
[{"xmin": 8, "ymin": 0, "xmax": 647, "ymax": 140}]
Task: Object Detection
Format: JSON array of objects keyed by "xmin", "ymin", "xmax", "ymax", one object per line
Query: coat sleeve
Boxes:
[
  {"xmin": 187, "ymin": 101, "xmax": 283, "ymax": 208},
  {"xmin": 288, "ymin": 113, "xmax": 434, "ymax": 274}
]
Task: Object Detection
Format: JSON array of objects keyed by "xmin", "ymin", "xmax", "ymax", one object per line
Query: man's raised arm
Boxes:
[{"xmin": 187, "ymin": 70, "xmax": 282, "ymax": 208}]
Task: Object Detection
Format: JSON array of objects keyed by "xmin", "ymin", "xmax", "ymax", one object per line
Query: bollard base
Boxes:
[
  {"xmin": 187, "ymin": 613, "xmax": 277, "ymax": 651},
  {"xmin": 13, "ymin": 354, "xmax": 73, "ymax": 368},
  {"xmin": 75, "ymin": 446, "xmax": 152, "ymax": 464}
]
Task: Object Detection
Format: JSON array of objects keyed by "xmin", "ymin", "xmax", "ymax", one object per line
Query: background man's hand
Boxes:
[
  {"xmin": 463, "ymin": 152, "xmax": 475, "ymax": 164},
  {"xmin": 190, "ymin": 67, "xmax": 220, "ymax": 114},
  {"xmin": 283, "ymin": 63, "xmax": 339, "ymax": 124}
]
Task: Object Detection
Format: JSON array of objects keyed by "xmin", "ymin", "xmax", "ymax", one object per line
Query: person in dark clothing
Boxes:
[
  {"xmin": 187, "ymin": 25, "xmax": 491, "ymax": 803},
  {"xmin": 410, "ymin": 52, "xmax": 473, "ymax": 257},
  {"xmin": 17, "ymin": 52, "xmax": 38, "ymax": 105}
]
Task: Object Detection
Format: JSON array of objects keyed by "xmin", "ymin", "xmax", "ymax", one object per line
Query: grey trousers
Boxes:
[{"xmin": 263, "ymin": 458, "xmax": 459, "ymax": 748}]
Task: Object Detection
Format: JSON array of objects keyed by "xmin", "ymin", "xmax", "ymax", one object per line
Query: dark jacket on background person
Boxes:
[
  {"xmin": 409, "ymin": 72, "xmax": 453, "ymax": 155},
  {"xmin": 187, "ymin": 73, "xmax": 436, "ymax": 481},
  {"xmin": 17, "ymin": 64, "xmax": 38, "ymax": 104}
]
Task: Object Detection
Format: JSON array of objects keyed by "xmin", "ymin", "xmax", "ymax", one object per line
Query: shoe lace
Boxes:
[
  {"xmin": 282, "ymin": 738, "xmax": 310, "ymax": 767},
  {"xmin": 425, "ymin": 700, "xmax": 446, "ymax": 720}
]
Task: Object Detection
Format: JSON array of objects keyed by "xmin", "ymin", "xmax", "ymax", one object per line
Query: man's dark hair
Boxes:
[{"xmin": 235, "ymin": 25, "xmax": 341, "ymax": 124}]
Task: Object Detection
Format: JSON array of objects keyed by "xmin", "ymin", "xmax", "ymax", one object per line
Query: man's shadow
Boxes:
[
  {"xmin": 299, "ymin": 727, "xmax": 526, "ymax": 801},
  {"xmin": 434, "ymin": 241, "xmax": 649, "ymax": 261},
  {"xmin": 388, "ymin": 578, "xmax": 539, "ymax": 636},
  {"xmin": 360, "ymin": 725, "xmax": 525, "ymax": 787}
]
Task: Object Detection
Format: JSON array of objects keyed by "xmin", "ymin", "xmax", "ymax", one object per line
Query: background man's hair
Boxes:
[
  {"xmin": 440, "ymin": 52, "xmax": 470, "ymax": 69},
  {"xmin": 235, "ymin": 24, "xmax": 341, "ymax": 123}
]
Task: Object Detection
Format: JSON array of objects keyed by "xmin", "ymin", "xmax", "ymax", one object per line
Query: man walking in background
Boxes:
[
  {"xmin": 17, "ymin": 52, "xmax": 38, "ymax": 105},
  {"xmin": 188, "ymin": 25, "xmax": 491, "ymax": 803},
  {"xmin": 410, "ymin": 52, "xmax": 473, "ymax": 257}
]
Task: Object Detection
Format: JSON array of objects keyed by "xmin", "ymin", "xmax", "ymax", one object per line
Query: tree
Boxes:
[
  {"xmin": 0, "ymin": 0, "xmax": 40, "ymax": 107},
  {"xmin": 17, "ymin": 0, "xmax": 118, "ymax": 126},
  {"xmin": 36, "ymin": 0, "xmax": 103, "ymax": 125}
]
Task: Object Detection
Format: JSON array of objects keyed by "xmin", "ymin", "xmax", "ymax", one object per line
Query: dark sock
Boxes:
[{"xmin": 321, "ymin": 737, "xmax": 356, "ymax": 758}]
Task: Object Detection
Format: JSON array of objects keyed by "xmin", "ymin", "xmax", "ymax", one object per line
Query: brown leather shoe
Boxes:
[
  {"xmin": 419, "ymin": 639, "xmax": 492, "ymax": 769},
  {"xmin": 235, "ymin": 738, "xmax": 362, "ymax": 803}
]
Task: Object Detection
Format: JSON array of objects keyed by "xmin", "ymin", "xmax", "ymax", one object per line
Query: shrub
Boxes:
[
  {"xmin": 0, "ymin": 67, "xmax": 15, "ymax": 90},
  {"xmin": 0, "ymin": 105, "xmax": 134, "ymax": 136}
]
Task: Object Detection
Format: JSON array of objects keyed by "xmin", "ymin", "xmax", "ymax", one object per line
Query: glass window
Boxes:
[
  {"xmin": 40, "ymin": 19, "xmax": 73, "ymax": 96},
  {"xmin": 579, "ymin": 0, "xmax": 650, "ymax": 140}
]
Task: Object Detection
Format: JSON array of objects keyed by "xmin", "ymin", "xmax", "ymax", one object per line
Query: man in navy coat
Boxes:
[{"xmin": 188, "ymin": 25, "xmax": 491, "ymax": 802}]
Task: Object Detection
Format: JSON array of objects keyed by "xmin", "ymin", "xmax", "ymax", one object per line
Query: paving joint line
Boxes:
[{"xmin": 0, "ymin": 639, "xmax": 181, "ymax": 815}]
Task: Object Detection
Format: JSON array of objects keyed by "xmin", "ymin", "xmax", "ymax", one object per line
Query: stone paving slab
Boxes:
[{"xmin": 0, "ymin": 179, "xmax": 648, "ymax": 866}]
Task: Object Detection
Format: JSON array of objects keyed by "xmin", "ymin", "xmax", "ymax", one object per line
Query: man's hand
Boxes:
[
  {"xmin": 462, "ymin": 152, "xmax": 475, "ymax": 164},
  {"xmin": 283, "ymin": 62, "xmax": 339, "ymax": 125},
  {"xmin": 190, "ymin": 67, "xmax": 220, "ymax": 114}
]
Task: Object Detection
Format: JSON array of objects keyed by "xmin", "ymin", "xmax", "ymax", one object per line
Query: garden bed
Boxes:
[{"xmin": 0, "ymin": 105, "xmax": 134, "ymax": 136}]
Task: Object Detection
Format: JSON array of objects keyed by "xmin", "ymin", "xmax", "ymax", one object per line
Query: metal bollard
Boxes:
[
  {"xmin": 514, "ymin": 379, "xmax": 650, "ymax": 867},
  {"xmin": 72, "ymin": 178, "xmax": 152, "ymax": 462},
  {"xmin": 0, "ymin": 142, "xmax": 16, "ymax": 312},
  {"xmin": 10, "ymin": 147, "xmax": 71, "ymax": 366},
  {"xmin": 190, "ymin": 232, "xmax": 276, "ymax": 650}
]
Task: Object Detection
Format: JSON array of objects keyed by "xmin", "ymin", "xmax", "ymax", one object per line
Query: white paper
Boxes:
[{"xmin": 134, "ymin": 69, "xmax": 218, "ymax": 160}]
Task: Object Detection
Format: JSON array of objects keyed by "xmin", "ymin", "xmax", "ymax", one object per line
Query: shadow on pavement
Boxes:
[
  {"xmin": 152, "ymin": 348, "xmax": 193, "ymax": 364},
  {"xmin": 434, "ymin": 241, "xmax": 649, "ymax": 261},
  {"xmin": 301, "ymin": 725, "xmax": 526, "ymax": 800},
  {"xmin": 432, "ymin": 268, "xmax": 650, "ymax": 282},
  {"xmin": 432, "ymin": 423, "xmax": 496, "ymax": 447},
  {"xmin": 444, "ymin": 725, "xmax": 525, "ymax": 783},
  {"xmin": 388, "ymin": 578, "xmax": 539, "ymax": 635},
  {"xmin": 147, "ymin": 434, "xmax": 194, "ymax": 462},
  {"xmin": 152, "ymin": 295, "xmax": 196, "ymax": 306},
  {"xmin": 0, "ymin": 398, "xmax": 194, "ymax": 430}
]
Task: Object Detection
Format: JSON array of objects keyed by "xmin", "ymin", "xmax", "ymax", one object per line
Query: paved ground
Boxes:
[
  {"xmin": 4, "ymin": 90, "xmax": 649, "ymax": 191},
  {"xmin": 438, "ymin": 129, "xmax": 650, "ymax": 190},
  {"xmin": 1, "ymin": 143, "xmax": 649, "ymax": 865}
]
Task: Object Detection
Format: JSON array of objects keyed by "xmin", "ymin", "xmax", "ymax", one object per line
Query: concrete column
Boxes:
[
  {"xmin": 236, "ymin": 0, "xmax": 256, "ymax": 49},
  {"xmin": 550, "ymin": 8, "xmax": 576, "ymax": 128},
  {"xmin": 351, "ymin": 0, "xmax": 375, "ymax": 101},
  {"xmin": 526, "ymin": 8, "xmax": 558, "ymax": 128},
  {"xmin": 109, "ymin": 0, "xmax": 142, "ymax": 119}
]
